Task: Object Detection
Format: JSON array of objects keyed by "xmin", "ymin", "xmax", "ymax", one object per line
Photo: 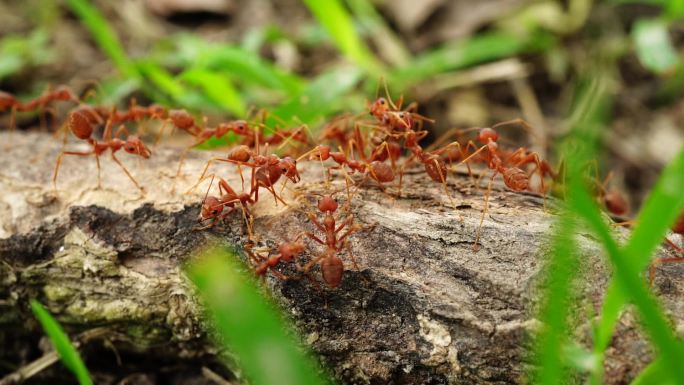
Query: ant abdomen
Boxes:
[
  {"xmin": 503, "ymin": 167, "xmax": 528, "ymax": 191},
  {"xmin": 68, "ymin": 106, "xmax": 101, "ymax": 140},
  {"xmin": 321, "ymin": 254, "xmax": 344, "ymax": 288},
  {"xmin": 369, "ymin": 161, "xmax": 394, "ymax": 182},
  {"xmin": 603, "ymin": 190, "xmax": 628, "ymax": 216},
  {"xmin": 424, "ymin": 157, "xmax": 447, "ymax": 183}
]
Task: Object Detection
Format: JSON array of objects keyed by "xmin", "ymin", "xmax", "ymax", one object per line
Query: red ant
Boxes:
[
  {"xmin": 196, "ymin": 176, "xmax": 257, "ymax": 239},
  {"xmin": 297, "ymin": 192, "xmax": 363, "ymax": 288},
  {"xmin": 189, "ymin": 147, "xmax": 301, "ymax": 206},
  {"xmin": 298, "ymin": 144, "xmax": 395, "ymax": 192},
  {"xmin": 0, "ymin": 91, "xmax": 21, "ymax": 131},
  {"xmin": 456, "ymin": 126, "xmax": 536, "ymax": 249},
  {"xmin": 53, "ymin": 106, "xmax": 151, "ymax": 193},
  {"xmin": 649, "ymin": 213, "xmax": 684, "ymax": 286},
  {"xmin": 244, "ymin": 238, "xmax": 307, "ymax": 280}
]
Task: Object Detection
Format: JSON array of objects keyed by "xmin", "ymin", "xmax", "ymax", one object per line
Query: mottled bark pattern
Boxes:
[{"xmin": 1, "ymin": 132, "xmax": 683, "ymax": 384}]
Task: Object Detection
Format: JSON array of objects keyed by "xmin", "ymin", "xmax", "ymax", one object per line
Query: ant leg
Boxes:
[
  {"xmin": 264, "ymin": 182, "xmax": 287, "ymax": 206},
  {"xmin": 649, "ymin": 253, "xmax": 684, "ymax": 287},
  {"xmin": 397, "ymin": 155, "xmax": 415, "ymax": 197},
  {"xmin": 343, "ymin": 241, "xmax": 360, "ymax": 270},
  {"xmin": 303, "ymin": 231, "xmax": 326, "ymax": 246},
  {"xmin": 111, "ymin": 152, "xmax": 144, "ymax": 193},
  {"xmin": 95, "ymin": 154, "xmax": 102, "ymax": 188},
  {"xmin": 53, "ymin": 150, "xmax": 94, "ymax": 190},
  {"xmin": 474, "ymin": 171, "xmax": 496, "ymax": 251},
  {"xmin": 175, "ymin": 146, "xmax": 192, "ymax": 178}
]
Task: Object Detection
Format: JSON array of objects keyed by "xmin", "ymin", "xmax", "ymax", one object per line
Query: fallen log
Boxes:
[{"xmin": 0, "ymin": 132, "xmax": 682, "ymax": 384}]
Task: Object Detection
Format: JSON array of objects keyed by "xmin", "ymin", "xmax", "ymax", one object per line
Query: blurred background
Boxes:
[{"xmin": 0, "ymin": 0, "xmax": 683, "ymax": 212}]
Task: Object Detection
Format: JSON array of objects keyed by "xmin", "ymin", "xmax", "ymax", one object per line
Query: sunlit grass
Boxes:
[
  {"xmin": 31, "ymin": 300, "xmax": 93, "ymax": 385},
  {"xmin": 187, "ymin": 245, "xmax": 331, "ymax": 385},
  {"xmin": 533, "ymin": 71, "xmax": 684, "ymax": 384}
]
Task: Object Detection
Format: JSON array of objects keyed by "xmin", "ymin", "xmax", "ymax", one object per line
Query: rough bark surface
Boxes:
[{"xmin": 1, "ymin": 132, "xmax": 683, "ymax": 384}]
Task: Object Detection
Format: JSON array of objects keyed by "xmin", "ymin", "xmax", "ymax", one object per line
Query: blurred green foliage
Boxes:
[
  {"xmin": 187, "ymin": 246, "xmax": 331, "ymax": 385},
  {"xmin": 3, "ymin": 1, "xmax": 683, "ymax": 383},
  {"xmin": 30, "ymin": 300, "xmax": 93, "ymax": 385}
]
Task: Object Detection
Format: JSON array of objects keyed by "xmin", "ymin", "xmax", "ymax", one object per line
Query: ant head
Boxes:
[
  {"xmin": 318, "ymin": 194, "xmax": 339, "ymax": 213},
  {"xmin": 279, "ymin": 157, "xmax": 300, "ymax": 183},
  {"xmin": 231, "ymin": 120, "xmax": 249, "ymax": 133},
  {"xmin": 0, "ymin": 91, "xmax": 17, "ymax": 108},
  {"xmin": 395, "ymin": 111, "xmax": 412, "ymax": 129},
  {"xmin": 279, "ymin": 241, "xmax": 305, "ymax": 262},
  {"xmin": 170, "ymin": 109, "xmax": 194, "ymax": 129},
  {"xmin": 54, "ymin": 86, "xmax": 76, "ymax": 101},
  {"xmin": 200, "ymin": 196, "xmax": 224, "ymax": 220},
  {"xmin": 149, "ymin": 104, "xmax": 166, "ymax": 119},
  {"xmin": 369, "ymin": 97, "xmax": 388, "ymax": 116},
  {"xmin": 478, "ymin": 127, "xmax": 498, "ymax": 144},
  {"xmin": 124, "ymin": 136, "xmax": 152, "ymax": 159}
]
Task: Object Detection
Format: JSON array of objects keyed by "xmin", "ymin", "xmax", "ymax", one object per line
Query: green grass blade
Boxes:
[
  {"xmin": 534, "ymin": 213, "xmax": 579, "ymax": 384},
  {"xmin": 596, "ymin": 148, "xmax": 684, "ymax": 350},
  {"xmin": 187, "ymin": 246, "xmax": 330, "ymax": 385},
  {"xmin": 267, "ymin": 65, "xmax": 363, "ymax": 129},
  {"xmin": 629, "ymin": 356, "xmax": 673, "ymax": 385},
  {"xmin": 65, "ymin": 0, "xmax": 138, "ymax": 79},
  {"xmin": 345, "ymin": 0, "xmax": 411, "ymax": 66},
  {"xmin": 176, "ymin": 35, "xmax": 304, "ymax": 95},
  {"xmin": 136, "ymin": 61, "xmax": 188, "ymax": 103},
  {"xmin": 390, "ymin": 31, "xmax": 553, "ymax": 87},
  {"xmin": 302, "ymin": 0, "xmax": 384, "ymax": 75},
  {"xmin": 180, "ymin": 69, "xmax": 247, "ymax": 117},
  {"xmin": 30, "ymin": 300, "xmax": 93, "ymax": 385},
  {"xmin": 566, "ymin": 172, "xmax": 684, "ymax": 385},
  {"xmin": 266, "ymin": 66, "xmax": 362, "ymax": 128}
]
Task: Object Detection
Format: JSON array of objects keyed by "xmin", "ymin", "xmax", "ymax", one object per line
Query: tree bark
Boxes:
[{"xmin": 1, "ymin": 132, "xmax": 682, "ymax": 384}]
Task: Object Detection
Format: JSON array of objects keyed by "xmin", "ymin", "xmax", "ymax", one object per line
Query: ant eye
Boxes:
[
  {"xmin": 380, "ymin": 100, "xmax": 386, "ymax": 105},
  {"xmin": 282, "ymin": 168, "xmax": 287, "ymax": 172}
]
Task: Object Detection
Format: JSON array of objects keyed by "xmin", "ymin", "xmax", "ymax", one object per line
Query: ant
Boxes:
[
  {"xmin": 298, "ymin": 144, "xmax": 395, "ymax": 192},
  {"xmin": 53, "ymin": 106, "xmax": 151, "ymax": 193},
  {"xmin": 649, "ymin": 213, "xmax": 684, "ymax": 286},
  {"xmin": 244, "ymin": 238, "xmax": 307, "ymax": 280},
  {"xmin": 588, "ymin": 169, "xmax": 629, "ymax": 217},
  {"xmin": 0, "ymin": 91, "xmax": 21, "ymax": 131},
  {"xmin": 18, "ymin": 85, "xmax": 81, "ymax": 130},
  {"xmin": 456, "ymin": 126, "xmax": 536, "ymax": 249},
  {"xmin": 297, "ymin": 191, "xmax": 364, "ymax": 288},
  {"xmin": 190, "ymin": 147, "xmax": 301, "ymax": 206},
  {"xmin": 196, "ymin": 175, "xmax": 257, "ymax": 239}
]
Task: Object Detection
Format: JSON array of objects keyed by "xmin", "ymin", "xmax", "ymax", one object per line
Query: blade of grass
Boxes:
[
  {"xmin": 176, "ymin": 35, "xmax": 304, "ymax": 95},
  {"xmin": 593, "ymin": 147, "xmax": 684, "ymax": 379},
  {"xmin": 302, "ymin": 0, "xmax": 384, "ymax": 75},
  {"xmin": 187, "ymin": 246, "xmax": 330, "ymax": 385},
  {"xmin": 533, "ymin": 213, "xmax": 579, "ymax": 384},
  {"xmin": 345, "ymin": 0, "xmax": 410, "ymax": 67},
  {"xmin": 532, "ymin": 76, "xmax": 608, "ymax": 385},
  {"xmin": 566, "ymin": 168, "xmax": 684, "ymax": 385},
  {"xmin": 30, "ymin": 300, "xmax": 92, "ymax": 385},
  {"xmin": 65, "ymin": 0, "xmax": 138, "ymax": 79},
  {"xmin": 390, "ymin": 31, "xmax": 553, "ymax": 87},
  {"xmin": 180, "ymin": 69, "xmax": 246, "ymax": 117},
  {"xmin": 136, "ymin": 61, "xmax": 189, "ymax": 105},
  {"xmin": 266, "ymin": 65, "xmax": 363, "ymax": 130},
  {"xmin": 629, "ymin": 356, "xmax": 674, "ymax": 385}
]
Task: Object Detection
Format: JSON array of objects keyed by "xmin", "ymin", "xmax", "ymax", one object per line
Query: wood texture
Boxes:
[{"xmin": 1, "ymin": 132, "xmax": 682, "ymax": 384}]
